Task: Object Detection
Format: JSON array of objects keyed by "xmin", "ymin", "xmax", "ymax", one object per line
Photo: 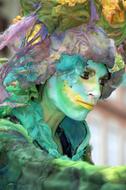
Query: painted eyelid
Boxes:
[
  {"xmin": 90, "ymin": 71, "xmax": 96, "ymax": 77},
  {"xmin": 83, "ymin": 69, "xmax": 95, "ymax": 76},
  {"xmin": 80, "ymin": 69, "xmax": 96, "ymax": 80},
  {"xmin": 85, "ymin": 68, "xmax": 95, "ymax": 73}
]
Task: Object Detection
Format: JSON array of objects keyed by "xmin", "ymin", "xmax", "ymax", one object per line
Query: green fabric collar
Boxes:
[
  {"xmin": 12, "ymin": 100, "xmax": 90, "ymax": 161},
  {"xmin": 59, "ymin": 117, "xmax": 90, "ymax": 160}
]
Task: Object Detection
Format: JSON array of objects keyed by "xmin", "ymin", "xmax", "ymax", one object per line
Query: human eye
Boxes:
[
  {"xmin": 80, "ymin": 71, "xmax": 90, "ymax": 79},
  {"xmin": 80, "ymin": 69, "xmax": 95, "ymax": 80}
]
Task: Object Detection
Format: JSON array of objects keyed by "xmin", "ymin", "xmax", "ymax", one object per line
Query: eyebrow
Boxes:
[
  {"xmin": 85, "ymin": 67, "xmax": 96, "ymax": 73},
  {"xmin": 85, "ymin": 66, "xmax": 111, "ymax": 80}
]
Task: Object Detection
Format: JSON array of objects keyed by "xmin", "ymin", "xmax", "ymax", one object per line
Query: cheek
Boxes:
[
  {"xmin": 79, "ymin": 78, "xmax": 98, "ymax": 92},
  {"xmin": 70, "ymin": 79, "xmax": 87, "ymax": 95},
  {"xmin": 63, "ymin": 81, "xmax": 76, "ymax": 99}
]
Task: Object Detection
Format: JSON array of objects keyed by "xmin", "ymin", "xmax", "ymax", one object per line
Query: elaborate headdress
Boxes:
[
  {"xmin": 20, "ymin": 0, "xmax": 126, "ymax": 45},
  {"xmin": 0, "ymin": 0, "xmax": 125, "ymax": 116}
]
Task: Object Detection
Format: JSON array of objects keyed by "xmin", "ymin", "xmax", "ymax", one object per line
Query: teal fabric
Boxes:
[
  {"xmin": 0, "ymin": 121, "xmax": 125, "ymax": 190},
  {"xmin": 1, "ymin": 64, "xmax": 90, "ymax": 160},
  {"xmin": 60, "ymin": 117, "xmax": 90, "ymax": 160},
  {"xmin": 0, "ymin": 83, "xmax": 38, "ymax": 117},
  {"xmin": 0, "ymin": 86, "xmax": 126, "ymax": 189},
  {"xmin": 11, "ymin": 99, "xmax": 90, "ymax": 160}
]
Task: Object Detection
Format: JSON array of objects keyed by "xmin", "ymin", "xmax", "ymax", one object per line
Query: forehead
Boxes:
[
  {"xmin": 86, "ymin": 60, "xmax": 108, "ymax": 77},
  {"xmin": 56, "ymin": 54, "xmax": 108, "ymax": 78}
]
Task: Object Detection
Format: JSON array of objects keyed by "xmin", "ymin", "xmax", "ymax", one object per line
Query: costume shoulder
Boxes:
[
  {"xmin": 0, "ymin": 118, "xmax": 54, "ymax": 189},
  {"xmin": 0, "ymin": 126, "xmax": 126, "ymax": 190}
]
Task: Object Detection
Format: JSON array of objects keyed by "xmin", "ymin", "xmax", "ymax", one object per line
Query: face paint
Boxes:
[{"xmin": 46, "ymin": 58, "xmax": 108, "ymax": 121}]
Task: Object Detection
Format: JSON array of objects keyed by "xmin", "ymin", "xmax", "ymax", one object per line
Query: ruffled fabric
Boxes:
[{"xmin": 20, "ymin": 0, "xmax": 126, "ymax": 45}]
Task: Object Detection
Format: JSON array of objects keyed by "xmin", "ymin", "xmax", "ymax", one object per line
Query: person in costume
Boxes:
[{"xmin": 0, "ymin": 0, "xmax": 126, "ymax": 189}]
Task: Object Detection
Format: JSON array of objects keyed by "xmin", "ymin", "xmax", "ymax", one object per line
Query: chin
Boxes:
[
  {"xmin": 63, "ymin": 108, "xmax": 90, "ymax": 121},
  {"xmin": 69, "ymin": 113, "xmax": 88, "ymax": 121}
]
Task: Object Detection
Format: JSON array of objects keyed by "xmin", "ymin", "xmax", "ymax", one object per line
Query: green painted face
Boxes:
[{"xmin": 46, "ymin": 60, "xmax": 108, "ymax": 121}]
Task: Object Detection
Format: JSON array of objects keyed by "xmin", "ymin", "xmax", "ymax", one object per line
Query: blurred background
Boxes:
[
  {"xmin": 0, "ymin": 0, "xmax": 126, "ymax": 166},
  {"xmin": 87, "ymin": 88, "xmax": 126, "ymax": 166}
]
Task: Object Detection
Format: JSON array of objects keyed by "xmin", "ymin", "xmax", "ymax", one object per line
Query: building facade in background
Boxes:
[{"xmin": 87, "ymin": 87, "xmax": 126, "ymax": 166}]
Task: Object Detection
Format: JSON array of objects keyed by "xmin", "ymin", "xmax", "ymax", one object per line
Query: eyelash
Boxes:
[
  {"xmin": 80, "ymin": 72, "xmax": 109, "ymax": 86},
  {"xmin": 80, "ymin": 71, "xmax": 90, "ymax": 79},
  {"xmin": 80, "ymin": 71, "xmax": 95, "ymax": 80}
]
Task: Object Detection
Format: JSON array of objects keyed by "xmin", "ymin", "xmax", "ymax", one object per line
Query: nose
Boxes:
[{"xmin": 88, "ymin": 82, "xmax": 101, "ymax": 101}]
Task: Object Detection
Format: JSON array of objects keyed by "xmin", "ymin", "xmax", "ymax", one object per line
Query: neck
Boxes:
[{"xmin": 41, "ymin": 84, "xmax": 65, "ymax": 137}]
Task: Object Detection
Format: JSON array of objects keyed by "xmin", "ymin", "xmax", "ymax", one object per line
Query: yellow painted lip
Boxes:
[{"xmin": 76, "ymin": 99, "xmax": 94, "ymax": 110}]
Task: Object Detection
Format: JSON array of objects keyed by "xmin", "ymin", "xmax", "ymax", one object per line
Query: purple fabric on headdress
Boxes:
[
  {"xmin": 32, "ymin": 2, "xmax": 40, "ymax": 9},
  {"xmin": 50, "ymin": 25, "xmax": 116, "ymax": 68},
  {"xmin": 87, "ymin": 0, "xmax": 99, "ymax": 30},
  {"xmin": 0, "ymin": 16, "xmax": 117, "ymax": 107},
  {"xmin": 25, "ymin": 24, "xmax": 48, "ymax": 48},
  {"xmin": 0, "ymin": 15, "xmax": 37, "ymax": 50},
  {"xmin": 0, "ymin": 85, "xmax": 9, "ymax": 103},
  {"xmin": 90, "ymin": 0, "xmax": 99, "ymax": 23},
  {"xmin": 14, "ymin": 23, "xmax": 48, "ymax": 57},
  {"xmin": 0, "ymin": 17, "xmax": 50, "ymax": 94}
]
